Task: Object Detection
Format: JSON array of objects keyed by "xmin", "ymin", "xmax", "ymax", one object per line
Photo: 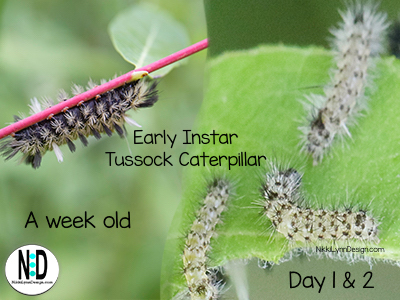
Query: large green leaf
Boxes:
[
  {"xmin": 161, "ymin": 45, "xmax": 400, "ymax": 299},
  {"xmin": 109, "ymin": 3, "xmax": 190, "ymax": 77}
]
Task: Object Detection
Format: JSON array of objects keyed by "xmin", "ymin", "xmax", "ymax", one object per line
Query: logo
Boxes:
[{"xmin": 5, "ymin": 244, "xmax": 59, "ymax": 295}]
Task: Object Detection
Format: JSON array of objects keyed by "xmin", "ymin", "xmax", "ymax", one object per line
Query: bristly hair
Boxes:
[
  {"xmin": 0, "ymin": 79, "xmax": 158, "ymax": 169},
  {"xmin": 182, "ymin": 179, "xmax": 230, "ymax": 300},
  {"xmin": 260, "ymin": 164, "xmax": 380, "ymax": 244},
  {"xmin": 300, "ymin": 2, "xmax": 389, "ymax": 165}
]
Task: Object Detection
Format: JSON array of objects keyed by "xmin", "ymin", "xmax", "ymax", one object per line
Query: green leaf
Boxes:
[
  {"xmin": 161, "ymin": 45, "xmax": 400, "ymax": 299},
  {"xmin": 108, "ymin": 3, "xmax": 190, "ymax": 77}
]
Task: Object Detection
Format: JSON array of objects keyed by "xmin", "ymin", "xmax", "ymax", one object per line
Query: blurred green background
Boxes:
[
  {"xmin": 0, "ymin": 0, "xmax": 205, "ymax": 299},
  {"xmin": 204, "ymin": 0, "xmax": 400, "ymax": 57},
  {"xmin": 1, "ymin": 0, "xmax": 400, "ymax": 299}
]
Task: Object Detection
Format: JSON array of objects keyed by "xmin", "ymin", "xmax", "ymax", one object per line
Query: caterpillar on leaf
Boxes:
[
  {"xmin": 261, "ymin": 165, "xmax": 379, "ymax": 244},
  {"xmin": 300, "ymin": 3, "xmax": 388, "ymax": 165},
  {"xmin": 182, "ymin": 179, "xmax": 230, "ymax": 300}
]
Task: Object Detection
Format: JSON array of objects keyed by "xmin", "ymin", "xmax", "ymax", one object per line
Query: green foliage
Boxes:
[
  {"xmin": 162, "ymin": 1, "xmax": 400, "ymax": 298},
  {"xmin": 162, "ymin": 45, "xmax": 400, "ymax": 299},
  {"xmin": 109, "ymin": 3, "xmax": 190, "ymax": 77}
]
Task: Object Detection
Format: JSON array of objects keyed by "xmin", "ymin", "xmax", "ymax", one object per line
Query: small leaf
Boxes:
[{"xmin": 109, "ymin": 3, "xmax": 190, "ymax": 77}]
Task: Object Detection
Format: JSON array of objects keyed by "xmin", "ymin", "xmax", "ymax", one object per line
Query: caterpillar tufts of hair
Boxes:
[
  {"xmin": 0, "ymin": 75, "xmax": 158, "ymax": 169},
  {"xmin": 261, "ymin": 166, "xmax": 379, "ymax": 244},
  {"xmin": 182, "ymin": 179, "xmax": 230, "ymax": 300},
  {"xmin": 300, "ymin": 3, "xmax": 389, "ymax": 165}
]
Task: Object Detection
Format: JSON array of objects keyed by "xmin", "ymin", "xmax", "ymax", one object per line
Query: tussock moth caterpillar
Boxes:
[
  {"xmin": 300, "ymin": 3, "xmax": 388, "ymax": 165},
  {"xmin": 0, "ymin": 74, "xmax": 158, "ymax": 169},
  {"xmin": 261, "ymin": 164, "xmax": 379, "ymax": 243},
  {"xmin": 182, "ymin": 179, "xmax": 230, "ymax": 300}
]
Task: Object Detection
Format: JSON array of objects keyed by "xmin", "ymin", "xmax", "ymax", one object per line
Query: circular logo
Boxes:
[{"xmin": 5, "ymin": 244, "xmax": 59, "ymax": 295}]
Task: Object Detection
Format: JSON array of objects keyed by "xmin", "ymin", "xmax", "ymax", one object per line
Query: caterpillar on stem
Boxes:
[
  {"xmin": 0, "ymin": 73, "xmax": 157, "ymax": 169},
  {"xmin": 0, "ymin": 39, "xmax": 209, "ymax": 168}
]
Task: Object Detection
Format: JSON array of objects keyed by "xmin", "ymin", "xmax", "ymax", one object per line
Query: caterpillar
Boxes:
[
  {"xmin": 0, "ymin": 73, "xmax": 158, "ymax": 169},
  {"xmin": 300, "ymin": 3, "xmax": 388, "ymax": 165},
  {"xmin": 182, "ymin": 179, "xmax": 230, "ymax": 300},
  {"xmin": 261, "ymin": 165, "xmax": 379, "ymax": 243}
]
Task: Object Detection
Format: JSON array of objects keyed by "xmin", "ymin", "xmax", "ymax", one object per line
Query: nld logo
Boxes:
[
  {"xmin": 18, "ymin": 249, "xmax": 47, "ymax": 280},
  {"xmin": 5, "ymin": 245, "xmax": 59, "ymax": 295}
]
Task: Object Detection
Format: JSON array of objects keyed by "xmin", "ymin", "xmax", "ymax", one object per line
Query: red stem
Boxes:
[{"xmin": 0, "ymin": 39, "xmax": 208, "ymax": 140}]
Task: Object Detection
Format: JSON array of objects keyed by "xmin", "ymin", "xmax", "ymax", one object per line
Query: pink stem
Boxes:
[{"xmin": 0, "ymin": 39, "xmax": 208, "ymax": 140}]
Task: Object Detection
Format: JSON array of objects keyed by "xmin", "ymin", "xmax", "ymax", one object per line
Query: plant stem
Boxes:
[{"xmin": 0, "ymin": 39, "xmax": 208, "ymax": 140}]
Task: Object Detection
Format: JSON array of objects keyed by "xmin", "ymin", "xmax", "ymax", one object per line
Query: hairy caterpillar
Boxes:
[
  {"xmin": 0, "ymin": 74, "xmax": 158, "ymax": 169},
  {"xmin": 261, "ymin": 165, "xmax": 379, "ymax": 243},
  {"xmin": 182, "ymin": 179, "xmax": 230, "ymax": 300},
  {"xmin": 300, "ymin": 3, "xmax": 388, "ymax": 165}
]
